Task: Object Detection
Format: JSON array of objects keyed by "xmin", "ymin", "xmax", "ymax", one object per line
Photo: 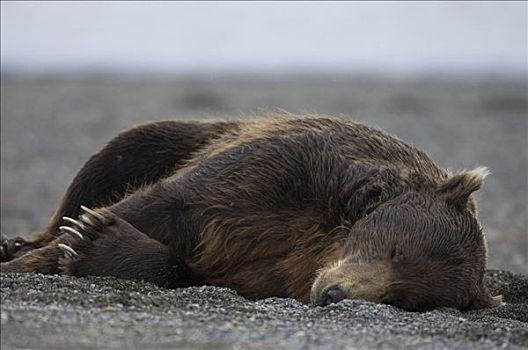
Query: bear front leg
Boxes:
[{"xmin": 57, "ymin": 206, "xmax": 203, "ymax": 288}]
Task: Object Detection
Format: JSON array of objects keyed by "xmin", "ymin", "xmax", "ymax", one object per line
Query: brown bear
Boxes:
[{"xmin": 0, "ymin": 114, "xmax": 502, "ymax": 311}]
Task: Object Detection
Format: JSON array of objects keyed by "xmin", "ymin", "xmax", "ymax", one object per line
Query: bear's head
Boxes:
[{"xmin": 310, "ymin": 167, "xmax": 503, "ymax": 311}]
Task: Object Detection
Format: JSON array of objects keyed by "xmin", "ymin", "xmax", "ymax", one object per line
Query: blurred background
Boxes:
[{"xmin": 1, "ymin": 2, "xmax": 527, "ymax": 273}]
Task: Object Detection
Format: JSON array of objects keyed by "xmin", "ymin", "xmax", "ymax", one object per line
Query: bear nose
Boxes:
[{"xmin": 319, "ymin": 285, "xmax": 347, "ymax": 306}]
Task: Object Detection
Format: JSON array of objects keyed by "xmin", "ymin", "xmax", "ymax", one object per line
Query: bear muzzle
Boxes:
[{"xmin": 313, "ymin": 284, "xmax": 348, "ymax": 306}]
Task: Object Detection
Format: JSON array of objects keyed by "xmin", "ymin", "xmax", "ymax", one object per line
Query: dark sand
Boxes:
[
  {"xmin": 1, "ymin": 270, "xmax": 527, "ymax": 349},
  {"xmin": 1, "ymin": 75, "xmax": 527, "ymax": 348}
]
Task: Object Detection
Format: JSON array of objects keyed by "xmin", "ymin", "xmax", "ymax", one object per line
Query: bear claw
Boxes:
[
  {"xmin": 59, "ymin": 225, "xmax": 84, "ymax": 240},
  {"xmin": 62, "ymin": 216, "xmax": 86, "ymax": 230},
  {"xmin": 80, "ymin": 205, "xmax": 106, "ymax": 224},
  {"xmin": 60, "ymin": 206, "xmax": 114, "ymax": 244},
  {"xmin": 57, "ymin": 243, "xmax": 78, "ymax": 258}
]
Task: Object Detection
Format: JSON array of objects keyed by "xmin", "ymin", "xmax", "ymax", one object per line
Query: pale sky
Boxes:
[{"xmin": 1, "ymin": 1, "xmax": 526, "ymax": 76}]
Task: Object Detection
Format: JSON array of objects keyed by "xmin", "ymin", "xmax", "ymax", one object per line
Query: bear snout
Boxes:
[{"xmin": 314, "ymin": 284, "xmax": 348, "ymax": 306}]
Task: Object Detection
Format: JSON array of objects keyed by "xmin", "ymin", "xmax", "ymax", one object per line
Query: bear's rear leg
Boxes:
[
  {"xmin": 56, "ymin": 206, "xmax": 203, "ymax": 288},
  {"xmin": 0, "ymin": 234, "xmax": 45, "ymax": 262}
]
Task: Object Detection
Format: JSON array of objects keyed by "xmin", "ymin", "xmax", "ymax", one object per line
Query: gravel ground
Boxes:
[
  {"xmin": 1, "ymin": 75, "xmax": 527, "ymax": 348},
  {"xmin": 1, "ymin": 270, "xmax": 527, "ymax": 350}
]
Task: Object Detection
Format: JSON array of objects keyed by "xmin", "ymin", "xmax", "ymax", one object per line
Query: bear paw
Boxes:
[
  {"xmin": 1, "ymin": 234, "xmax": 34, "ymax": 262},
  {"xmin": 57, "ymin": 205, "xmax": 132, "ymax": 275}
]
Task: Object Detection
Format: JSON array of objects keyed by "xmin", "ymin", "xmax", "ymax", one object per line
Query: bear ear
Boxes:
[
  {"xmin": 437, "ymin": 167, "xmax": 490, "ymax": 210},
  {"xmin": 467, "ymin": 291, "xmax": 504, "ymax": 310}
]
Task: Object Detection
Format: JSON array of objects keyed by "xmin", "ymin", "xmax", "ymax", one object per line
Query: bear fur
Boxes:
[{"xmin": 0, "ymin": 114, "xmax": 501, "ymax": 311}]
